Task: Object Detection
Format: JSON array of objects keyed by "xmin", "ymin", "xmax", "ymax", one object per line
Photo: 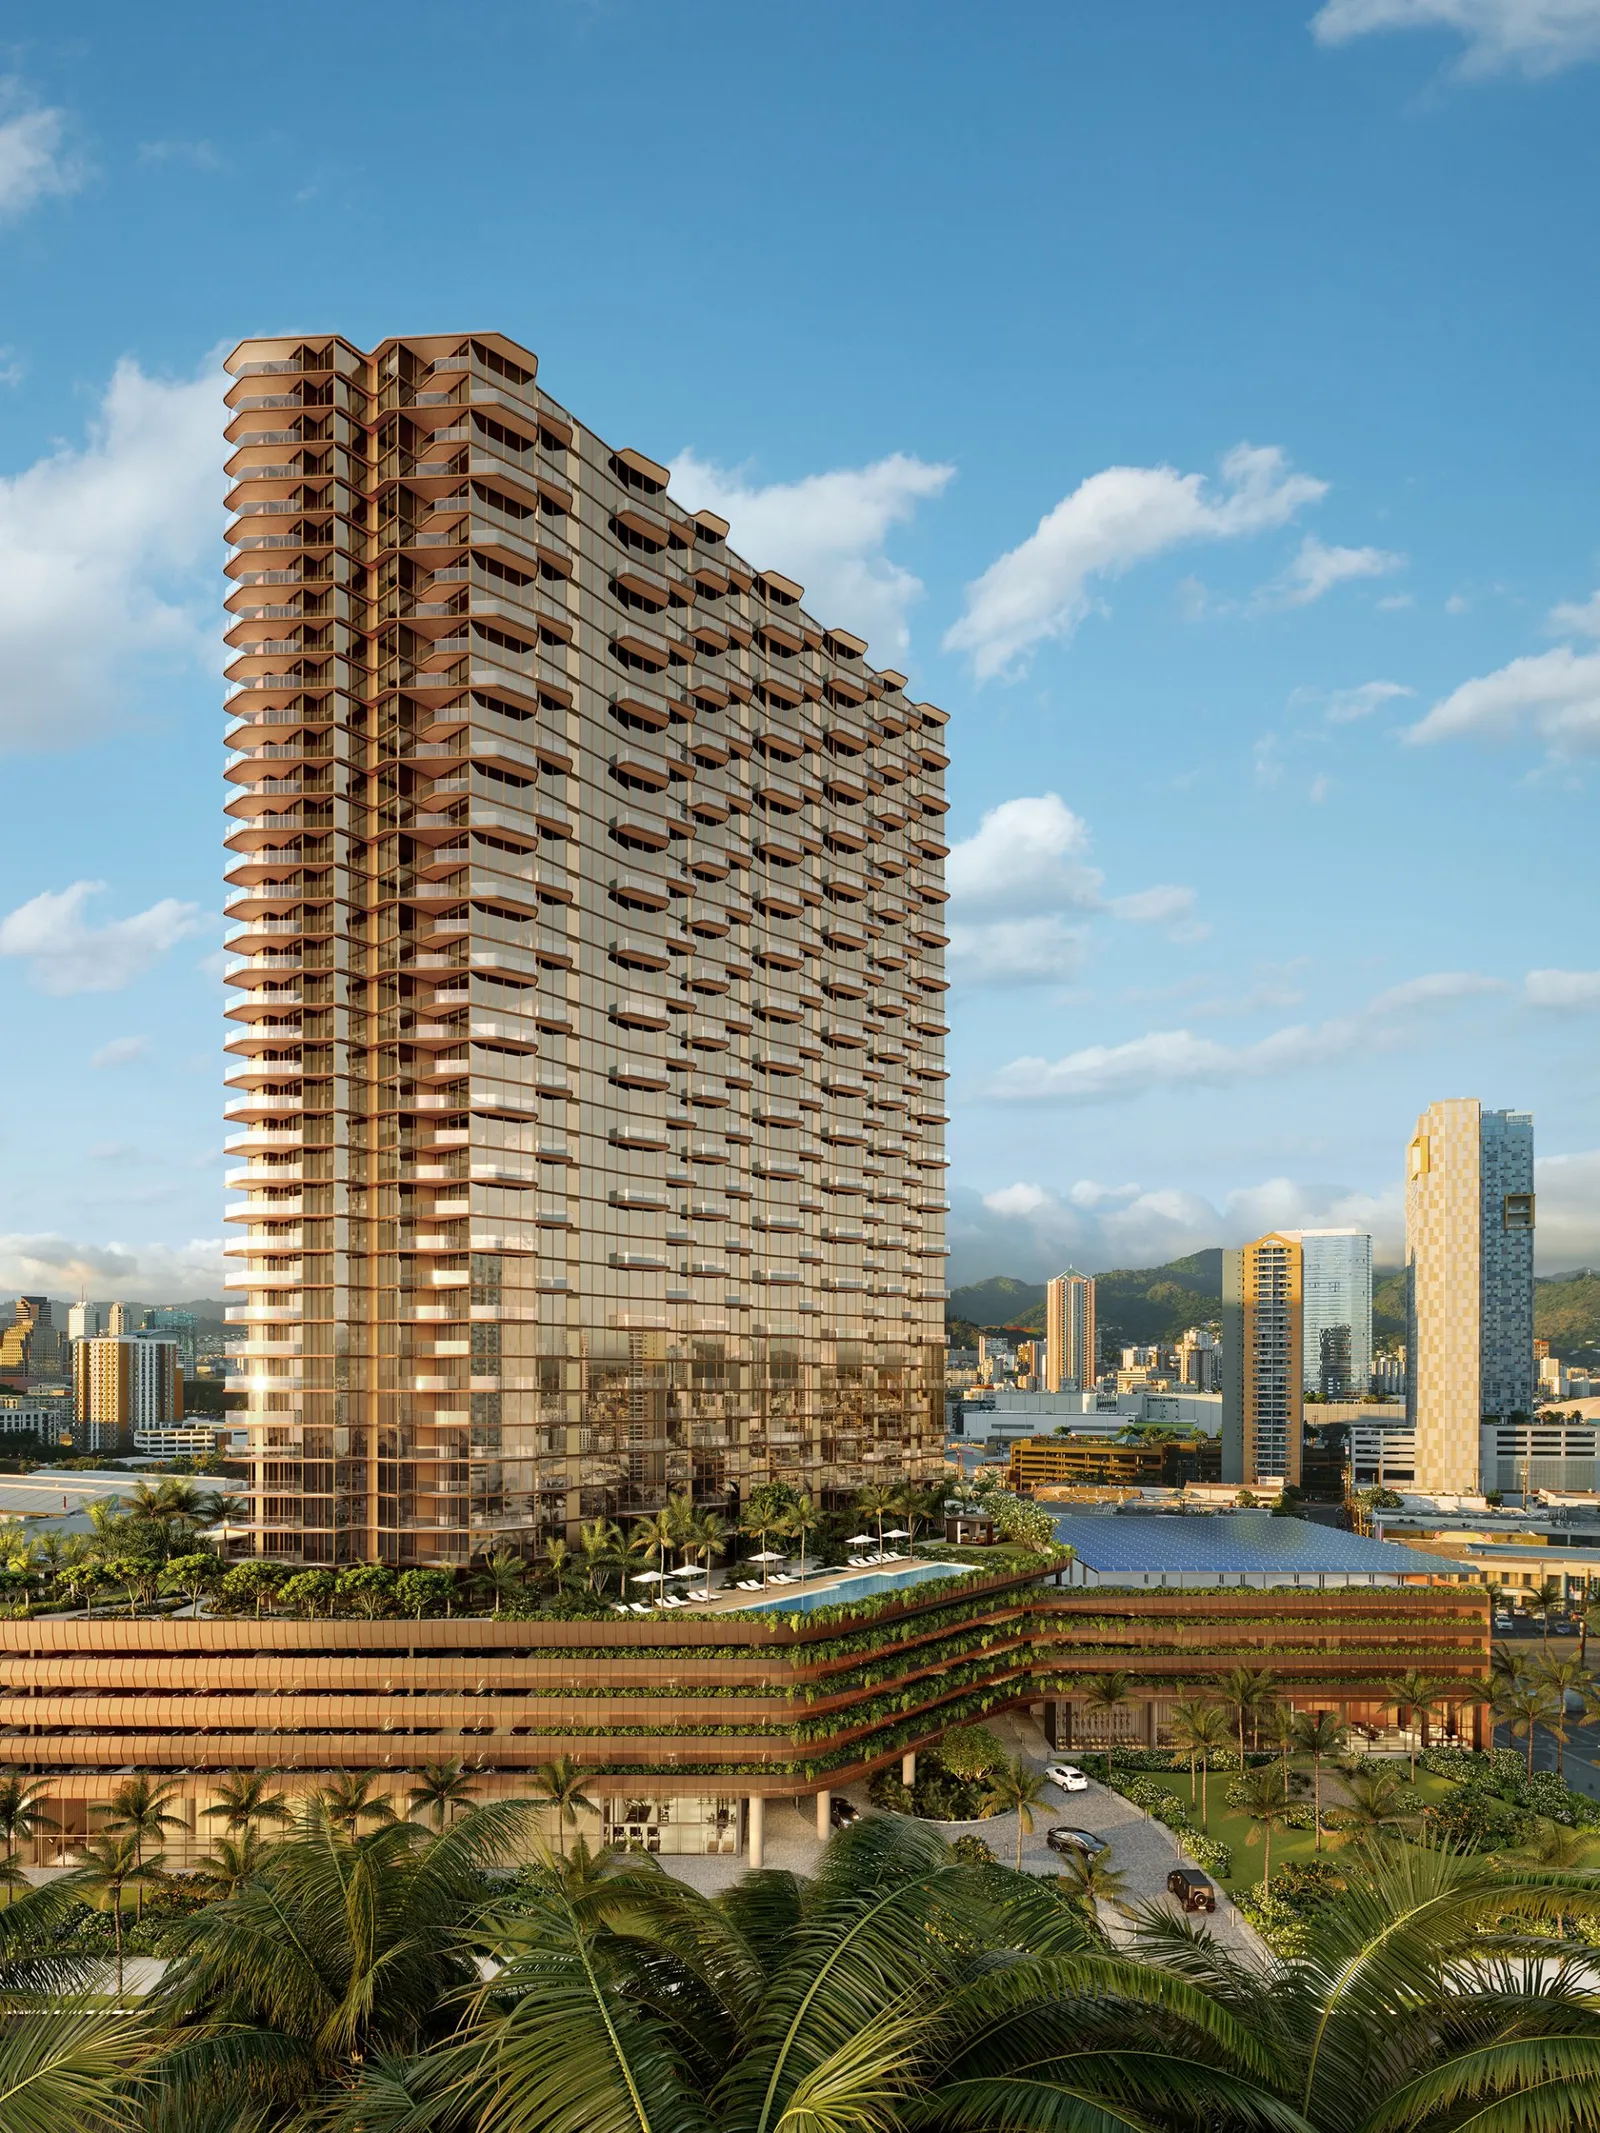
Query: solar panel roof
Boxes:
[{"xmin": 1049, "ymin": 1509, "xmax": 1467, "ymax": 1579}]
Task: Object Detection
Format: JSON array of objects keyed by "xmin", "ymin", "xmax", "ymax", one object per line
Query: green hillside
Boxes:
[
  {"xmin": 947, "ymin": 1251, "xmax": 1224, "ymax": 1347},
  {"xmin": 1373, "ymin": 1269, "xmax": 1407, "ymax": 1344},
  {"xmin": 1537, "ymin": 1270, "xmax": 1600, "ymax": 1359}
]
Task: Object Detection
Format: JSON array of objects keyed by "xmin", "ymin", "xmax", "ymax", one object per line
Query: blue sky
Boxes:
[{"xmin": 1, "ymin": 0, "xmax": 1599, "ymax": 1299}]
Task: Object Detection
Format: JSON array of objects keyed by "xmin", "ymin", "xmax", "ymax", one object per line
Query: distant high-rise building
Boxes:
[
  {"xmin": 0, "ymin": 1299, "xmax": 63, "ymax": 1388},
  {"xmin": 1222, "ymin": 1234, "xmax": 1303, "ymax": 1488},
  {"xmin": 1286, "ymin": 1229, "xmax": 1372, "ymax": 1398},
  {"xmin": 1178, "ymin": 1325, "xmax": 1221, "ymax": 1393},
  {"xmin": 1406, "ymin": 1100, "xmax": 1535, "ymax": 1495},
  {"xmin": 73, "ymin": 1335, "xmax": 183, "ymax": 1453},
  {"xmin": 141, "ymin": 1307, "xmax": 198, "ymax": 1376},
  {"xmin": 1044, "ymin": 1269, "xmax": 1096, "ymax": 1392},
  {"xmin": 68, "ymin": 1301, "xmax": 105, "ymax": 1343},
  {"xmin": 106, "ymin": 1302, "xmax": 135, "ymax": 1336}
]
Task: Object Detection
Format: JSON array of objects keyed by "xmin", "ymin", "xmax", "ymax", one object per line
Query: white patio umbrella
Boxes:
[
  {"xmin": 630, "ymin": 1570, "xmax": 666, "ymax": 1584},
  {"xmin": 845, "ymin": 1534, "xmax": 874, "ymax": 1546},
  {"xmin": 884, "ymin": 1528, "xmax": 910, "ymax": 1539},
  {"xmin": 748, "ymin": 1548, "xmax": 785, "ymax": 1589}
]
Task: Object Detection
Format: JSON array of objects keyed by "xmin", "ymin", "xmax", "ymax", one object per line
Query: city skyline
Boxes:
[{"xmin": 1, "ymin": 4, "xmax": 1599, "ymax": 1301}]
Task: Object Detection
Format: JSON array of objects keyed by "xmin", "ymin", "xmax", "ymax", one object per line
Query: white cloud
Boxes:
[
  {"xmin": 0, "ymin": 356, "xmax": 223, "ymax": 750},
  {"xmin": 1323, "ymin": 679, "xmax": 1414, "ymax": 722},
  {"xmin": 1405, "ymin": 644, "xmax": 1600, "ymax": 752},
  {"xmin": 945, "ymin": 794, "xmax": 1204, "ymax": 981},
  {"xmin": 1108, "ymin": 884, "xmax": 1197, "ymax": 925},
  {"xmin": 1526, "ymin": 968, "xmax": 1600, "ymax": 1008},
  {"xmin": 0, "ymin": 881, "xmax": 205, "ymax": 994},
  {"xmin": 946, "ymin": 794, "xmax": 1103, "ymax": 914},
  {"xmin": 667, "ymin": 448, "xmax": 952, "ymax": 658},
  {"xmin": 90, "ymin": 1035, "xmax": 150, "ymax": 1070},
  {"xmin": 1257, "ymin": 534, "xmax": 1405, "ymax": 610},
  {"xmin": 0, "ymin": 86, "xmax": 85, "ymax": 221},
  {"xmin": 0, "ymin": 1232, "xmax": 227, "ymax": 1301},
  {"xmin": 1549, "ymin": 587, "xmax": 1600, "ymax": 636},
  {"xmin": 982, "ymin": 970, "xmax": 1504, "ymax": 1104},
  {"xmin": 1309, "ymin": 772, "xmax": 1332, "ymax": 803},
  {"xmin": 1311, "ymin": 0, "xmax": 1600, "ymax": 77},
  {"xmin": 948, "ymin": 1174, "xmax": 1407, "ymax": 1285},
  {"xmin": 943, "ymin": 444, "xmax": 1327, "ymax": 680},
  {"xmin": 1445, "ymin": 592, "xmax": 1471, "ymax": 614},
  {"xmin": 947, "ymin": 915, "xmax": 1090, "ymax": 988},
  {"xmin": 1532, "ymin": 1150, "xmax": 1600, "ymax": 1268}
]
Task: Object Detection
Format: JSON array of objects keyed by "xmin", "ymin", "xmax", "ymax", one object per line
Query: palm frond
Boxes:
[{"xmin": 0, "ymin": 2001, "xmax": 149, "ymax": 2133}]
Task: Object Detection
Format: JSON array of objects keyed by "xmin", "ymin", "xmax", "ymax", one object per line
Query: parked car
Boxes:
[
  {"xmin": 829, "ymin": 1796, "xmax": 860, "ymax": 1828},
  {"xmin": 1166, "ymin": 1867, "xmax": 1216, "ymax": 1913},
  {"xmin": 1045, "ymin": 1826, "xmax": 1107, "ymax": 1857},
  {"xmin": 1494, "ymin": 1613, "xmax": 1514, "ymax": 1632},
  {"xmin": 1045, "ymin": 1762, "xmax": 1090, "ymax": 1792}
]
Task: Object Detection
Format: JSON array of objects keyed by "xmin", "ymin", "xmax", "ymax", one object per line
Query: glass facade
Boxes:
[
  {"xmin": 222, "ymin": 333, "xmax": 948, "ymax": 1567},
  {"xmin": 1296, "ymin": 1229, "xmax": 1372, "ymax": 1398}
]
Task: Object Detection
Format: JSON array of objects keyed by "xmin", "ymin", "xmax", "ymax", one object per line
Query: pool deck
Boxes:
[{"xmin": 613, "ymin": 1553, "xmax": 965, "ymax": 1617}]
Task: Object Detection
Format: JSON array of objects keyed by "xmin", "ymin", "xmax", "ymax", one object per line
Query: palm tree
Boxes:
[
  {"xmin": 1236, "ymin": 1760, "xmax": 1295, "ymax": 1895},
  {"xmin": 1577, "ymin": 1592, "xmax": 1600, "ymax": 1668},
  {"xmin": 474, "ymin": 1547, "xmax": 527, "ymax": 1617},
  {"xmin": 312, "ymin": 1770, "xmax": 398, "ymax": 1836},
  {"xmin": 407, "ymin": 1758, "xmax": 481, "ymax": 1832},
  {"xmin": 96, "ymin": 1774, "xmax": 186, "ymax": 1919},
  {"xmin": 780, "ymin": 1492, "xmax": 821, "ymax": 1584},
  {"xmin": 1529, "ymin": 1576, "xmax": 1564, "ymax": 1645},
  {"xmin": 543, "ymin": 1535, "xmax": 574, "ymax": 1593},
  {"xmin": 201, "ymin": 1767, "xmax": 291, "ymax": 1836},
  {"xmin": 151, "ymin": 1801, "xmax": 538, "ymax": 2123},
  {"xmin": 1331, "ymin": 1764, "xmax": 1417, "ymax": 1847},
  {"xmin": 1498, "ymin": 1673, "xmax": 1560, "ymax": 1777},
  {"xmin": 575, "ymin": 1517, "xmax": 621, "ymax": 1594},
  {"xmin": 192, "ymin": 1828, "xmax": 268, "ymax": 1898},
  {"xmin": 1217, "ymin": 1663, "xmax": 1279, "ymax": 1771},
  {"xmin": 1290, "ymin": 1708, "xmax": 1348, "ymax": 1850},
  {"xmin": 530, "ymin": 1755, "xmax": 596, "ymax": 1857},
  {"xmin": 69, "ymin": 1831, "xmax": 157, "ymax": 1998},
  {"xmin": 980, "ymin": 1755, "xmax": 1051, "ymax": 1871},
  {"xmin": 1536, "ymin": 1654, "xmax": 1588, "ymax": 1780},
  {"xmin": 628, "ymin": 1508, "xmax": 676, "ymax": 1591},
  {"xmin": 1076, "ymin": 1670, "xmax": 1131, "ymax": 1783},
  {"xmin": 1383, "ymin": 1667, "xmax": 1451, "ymax": 1783},
  {"xmin": 739, "ymin": 1495, "xmax": 790, "ymax": 1588},
  {"xmin": 687, "ymin": 1507, "xmax": 730, "ymax": 1598},
  {"xmin": 1166, "ymin": 1696, "xmax": 1231, "ymax": 1831},
  {"xmin": 0, "ymin": 1776, "xmax": 58, "ymax": 1890},
  {"xmin": 1052, "ymin": 1839, "xmax": 1132, "ymax": 1926},
  {"xmin": 855, "ymin": 1479, "xmax": 897, "ymax": 1557}
]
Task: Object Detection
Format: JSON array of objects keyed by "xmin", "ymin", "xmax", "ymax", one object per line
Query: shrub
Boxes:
[
  {"xmin": 1179, "ymin": 1830, "xmax": 1232, "ymax": 1877},
  {"xmin": 938, "ymin": 1724, "xmax": 1007, "ymax": 1779},
  {"xmin": 951, "ymin": 1832, "xmax": 997, "ymax": 1866}
]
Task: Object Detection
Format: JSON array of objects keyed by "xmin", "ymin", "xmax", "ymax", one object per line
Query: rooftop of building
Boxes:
[{"xmin": 1049, "ymin": 1507, "xmax": 1469, "ymax": 1582}]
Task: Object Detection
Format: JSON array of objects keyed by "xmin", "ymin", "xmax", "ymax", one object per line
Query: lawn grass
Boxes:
[
  {"xmin": 1126, "ymin": 1764, "xmax": 1600, "ymax": 1892},
  {"xmin": 1129, "ymin": 1766, "xmax": 1458, "ymax": 1894}
]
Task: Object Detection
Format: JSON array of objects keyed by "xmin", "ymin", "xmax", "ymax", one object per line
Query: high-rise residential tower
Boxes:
[
  {"xmin": 222, "ymin": 332, "xmax": 949, "ymax": 1567},
  {"xmin": 74, "ymin": 1334, "xmax": 183, "ymax": 1453},
  {"xmin": 1407, "ymin": 1100, "xmax": 1534, "ymax": 1494},
  {"xmin": 1290, "ymin": 1228, "xmax": 1372, "ymax": 1398},
  {"xmin": 1043, "ymin": 1268, "xmax": 1095, "ymax": 1392},
  {"xmin": 1222, "ymin": 1234, "xmax": 1303, "ymax": 1488}
]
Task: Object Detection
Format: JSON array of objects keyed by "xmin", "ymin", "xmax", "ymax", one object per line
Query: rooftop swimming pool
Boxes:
[{"xmin": 741, "ymin": 1561, "xmax": 964, "ymax": 1614}]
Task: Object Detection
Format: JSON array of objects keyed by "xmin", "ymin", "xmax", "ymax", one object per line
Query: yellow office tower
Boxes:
[
  {"xmin": 1222, "ymin": 1234, "xmax": 1303, "ymax": 1488},
  {"xmin": 1044, "ymin": 1268, "xmax": 1095, "ymax": 1393}
]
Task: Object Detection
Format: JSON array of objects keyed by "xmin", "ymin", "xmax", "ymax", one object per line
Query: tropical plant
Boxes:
[
  {"xmin": 1216, "ymin": 1663, "xmax": 1279, "ymax": 1769},
  {"xmin": 1237, "ymin": 1759, "xmax": 1296, "ymax": 1894},
  {"xmin": 1498, "ymin": 1672, "xmax": 1561, "ymax": 1777},
  {"xmin": 686, "ymin": 1508, "xmax": 730, "ymax": 1597},
  {"xmin": 96, "ymin": 1776, "xmax": 186, "ymax": 1918},
  {"xmin": 335, "ymin": 1562, "xmax": 395, "ymax": 1619},
  {"xmin": 1329, "ymin": 1764, "xmax": 1418, "ymax": 1847},
  {"xmin": 408, "ymin": 1759, "xmax": 482, "ymax": 1832},
  {"xmin": 979, "ymin": 1754, "xmax": 1051, "ymax": 1871},
  {"xmin": 200, "ymin": 1769, "xmax": 291, "ymax": 1836},
  {"xmin": 312, "ymin": 1771, "xmax": 399, "ymax": 1836},
  {"xmin": 855, "ymin": 1480, "xmax": 898, "ymax": 1556},
  {"xmin": 1383, "ymin": 1667, "xmax": 1452, "ymax": 1783},
  {"xmin": 1166, "ymin": 1696, "xmax": 1231, "ymax": 1831},
  {"xmin": 779, "ymin": 1491, "xmax": 821, "ymax": 1582},
  {"xmin": 0, "ymin": 1776, "xmax": 58, "ymax": 1888},
  {"xmin": 67, "ymin": 1831, "xmax": 158, "ymax": 1997},
  {"xmin": 158, "ymin": 1552, "xmax": 223, "ymax": 1611},
  {"xmin": 574, "ymin": 1517, "xmax": 621, "ymax": 1594},
  {"xmin": 1289, "ymin": 1708, "xmax": 1348, "ymax": 1849},
  {"xmin": 396, "ymin": 1567, "xmax": 457, "ymax": 1619},
  {"xmin": 1529, "ymin": 1576, "xmax": 1564, "ymax": 1643},
  {"xmin": 473, "ymin": 1548, "xmax": 528, "ymax": 1616},
  {"xmin": 277, "ymin": 1567, "xmax": 338, "ymax": 1618},
  {"xmin": 191, "ymin": 1829, "xmax": 268, "ymax": 1899},
  {"xmin": 1076, "ymin": 1669, "xmax": 1132, "ymax": 1782},
  {"xmin": 1532, "ymin": 1654, "xmax": 1587, "ymax": 1781},
  {"xmin": 529, "ymin": 1756, "xmax": 595, "ymax": 1857},
  {"xmin": 1051, "ymin": 1838, "xmax": 1132, "ymax": 1925}
]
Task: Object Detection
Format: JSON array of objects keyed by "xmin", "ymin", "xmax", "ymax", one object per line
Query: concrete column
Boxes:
[
  {"xmin": 901, "ymin": 1751, "xmax": 916, "ymax": 1784},
  {"xmin": 816, "ymin": 1788, "xmax": 831, "ymax": 1841},
  {"xmin": 748, "ymin": 1793, "xmax": 764, "ymax": 1868}
]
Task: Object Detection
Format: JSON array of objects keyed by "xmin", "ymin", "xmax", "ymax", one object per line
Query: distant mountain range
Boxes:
[{"xmin": 950, "ymin": 1260, "xmax": 1600, "ymax": 1361}]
